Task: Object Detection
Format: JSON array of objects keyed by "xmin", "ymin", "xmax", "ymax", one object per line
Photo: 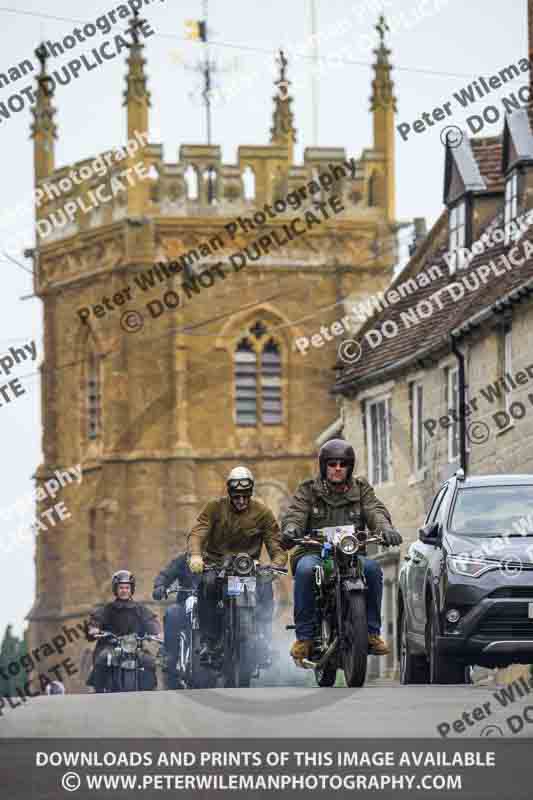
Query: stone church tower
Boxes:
[{"xmin": 27, "ymin": 12, "xmax": 399, "ymax": 689}]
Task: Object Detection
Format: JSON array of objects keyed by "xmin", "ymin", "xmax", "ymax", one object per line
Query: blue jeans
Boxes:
[{"xmin": 294, "ymin": 554, "xmax": 383, "ymax": 640}]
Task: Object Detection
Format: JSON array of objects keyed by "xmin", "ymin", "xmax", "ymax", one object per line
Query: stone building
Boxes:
[
  {"xmin": 333, "ymin": 110, "xmax": 533, "ymax": 677},
  {"xmin": 26, "ymin": 11, "xmax": 402, "ymax": 689}
]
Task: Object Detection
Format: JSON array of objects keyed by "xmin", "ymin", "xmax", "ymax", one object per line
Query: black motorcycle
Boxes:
[
  {"xmin": 289, "ymin": 526, "xmax": 390, "ymax": 688},
  {"xmin": 93, "ymin": 631, "xmax": 163, "ymax": 692},
  {"xmin": 201, "ymin": 554, "xmax": 288, "ymax": 688},
  {"xmin": 165, "ymin": 584, "xmax": 216, "ymax": 689}
]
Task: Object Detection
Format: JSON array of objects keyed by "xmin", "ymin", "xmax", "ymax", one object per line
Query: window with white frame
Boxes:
[
  {"xmin": 504, "ymin": 326, "xmax": 512, "ymax": 415},
  {"xmin": 410, "ymin": 381, "xmax": 425, "ymax": 475},
  {"xmin": 446, "ymin": 366, "xmax": 460, "ymax": 462},
  {"xmin": 366, "ymin": 395, "xmax": 392, "ymax": 485},
  {"xmin": 448, "ymin": 200, "xmax": 467, "ymax": 273},
  {"xmin": 504, "ymin": 172, "xmax": 518, "ymax": 244}
]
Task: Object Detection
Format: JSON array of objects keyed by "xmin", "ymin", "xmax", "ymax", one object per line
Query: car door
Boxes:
[{"xmin": 407, "ymin": 485, "xmax": 449, "ymax": 638}]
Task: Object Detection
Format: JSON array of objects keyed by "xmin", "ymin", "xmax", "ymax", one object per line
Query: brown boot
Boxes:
[
  {"xmin": 290, "ymin": 639, "xmax": 313, "ymax": 667},
  {"xmin": 368, "ymin": 634, "xmax": 390, "ymax": 656}
]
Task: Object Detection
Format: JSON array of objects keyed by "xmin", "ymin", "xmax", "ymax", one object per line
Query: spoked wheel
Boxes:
[
  {"xmin": 428, "ymin": 604, "xmax": 467, "ymax": 684},
  {"xmin": 189, "ymin": 629, "xmax": 215, "ymax": 689},
  {"xmin": 342, "ymin": 592, "xmax": 368, "ymax": 688},
  {"xmin": 223, "ymin": 600, "xmax": 243, "ymax": 688},
  {"xmin": 399, "ymin": 608, "xmax": 429, "ymax": 685},
  {"xmin": 236, "ymin": 607, "xmax": 255, "ymax": 688},
  {"xmin": 121, "ymin": 669, "xmax": 138, "ymax": 692},
  {"xmin": 315, "ymin": 617, "xmax": 337, "ymax": 687}
]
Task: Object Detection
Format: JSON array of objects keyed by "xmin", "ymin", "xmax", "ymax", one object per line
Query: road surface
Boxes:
[{"xmin": 1, "ymin": 680, "xmax": 531, "ymax": 738}]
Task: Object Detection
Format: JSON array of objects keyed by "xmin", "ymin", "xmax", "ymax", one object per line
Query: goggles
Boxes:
[
  {"xmin": 229, "ymin": 479, "xmax": 253, "ymax": 490},
  {"xmin": 327, "ymin": 459, "xmax": 348, "ymax": 468}
]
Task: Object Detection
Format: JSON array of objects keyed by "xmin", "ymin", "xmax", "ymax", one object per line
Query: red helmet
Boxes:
[{"xmin": 318, "ymin": 439, "xmax": 356, "ymax": 482}]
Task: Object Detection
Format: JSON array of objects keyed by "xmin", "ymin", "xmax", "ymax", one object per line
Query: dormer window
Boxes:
[
  {"xmin": 448, "ymin": 200, "xmax": 467, "ymax": 274},
  {"xmin": 504, "ymin": 172, "xmax": 518, "ymax": 244}
]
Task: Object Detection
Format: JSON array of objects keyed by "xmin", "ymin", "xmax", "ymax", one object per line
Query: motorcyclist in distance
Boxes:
[
  {"xmin": 86, "ymin": 569, "xmax": 161, "ymax": 692},
  {"xmin": 152, "ymin": 553, "xmax": 200, "ymax": 689}
]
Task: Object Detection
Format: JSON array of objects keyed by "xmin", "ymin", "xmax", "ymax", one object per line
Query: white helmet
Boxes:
[{"xmin": 227, "ymin": 466, "xmax": 254, "ymax": 496}]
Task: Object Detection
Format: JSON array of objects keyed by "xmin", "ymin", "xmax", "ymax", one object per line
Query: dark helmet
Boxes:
[
  {"xmin": 226, "ymin": 466, "xmax": 254, "ymax": 497},
  {"xmin": 318, "ymin": 438, "xmax": 356, "ymax": 482},
  {"xmin": 112, "ymin": 569, "xmax": 136, "ymax": 597}
]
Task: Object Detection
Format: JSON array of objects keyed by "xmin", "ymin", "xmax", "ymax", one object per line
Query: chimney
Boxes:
[{"xmin": 408, "ymin": 217, "xmax": 427, "ymax": 256}]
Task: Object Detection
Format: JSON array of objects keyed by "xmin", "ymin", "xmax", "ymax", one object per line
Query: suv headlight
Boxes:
[{"xmin": 447, "ymin": 555, "xmax": 498, "ymax": 578}]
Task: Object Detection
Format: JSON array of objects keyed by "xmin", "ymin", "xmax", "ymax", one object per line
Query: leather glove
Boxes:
[
  {"xmin": 280, "ymin": 525, "xmax": 299, "ymax": 551},
  {"xmin": 189, "ymin": 555, "xmax": 204, "ymax": 574},
  {"xmin": 152, "ymin": 585, "xmax": 167, "ymax": 601},
  {"xmin": 382, "ymin": 528, "xmax": 403, "ymax": 547}
]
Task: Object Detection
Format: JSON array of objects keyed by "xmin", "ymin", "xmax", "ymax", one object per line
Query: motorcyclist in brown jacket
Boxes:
[
  {"xmin": 280, "ymin": 439, "xmax": 402, "ymax": 666},
  {"xmin": 186, "ymin": 466, "xmax": 287, "ymax": 662}
]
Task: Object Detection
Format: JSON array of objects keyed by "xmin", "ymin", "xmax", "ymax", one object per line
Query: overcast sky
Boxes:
[{"xmin": 0, "ymin": 0, "xmax": 527, "ymax": 638}]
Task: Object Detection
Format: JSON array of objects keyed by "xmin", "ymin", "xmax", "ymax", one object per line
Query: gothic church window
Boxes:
[
  {"xmin": 234, "ymin": 322, "xmax": 283, "ymax": 427},
  {"xmin": 234, "ymin": 339, "xmax": 257, "ymax": 426},
  {"xmin": 261, "ymin": 339, "xmax": 282, "ymax": 425}
]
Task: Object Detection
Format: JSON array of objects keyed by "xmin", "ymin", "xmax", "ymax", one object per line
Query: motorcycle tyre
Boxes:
[
  {"xmin": 343, "ymin": 592, "xmax": 368, "ymax": 688},
  {"xmin": 121, "ymin": 669, "xmax": 138, "ymax": 692},
  {"xmin": 190, "ymin": 629, "xmax": 216, "ymax": 689}
]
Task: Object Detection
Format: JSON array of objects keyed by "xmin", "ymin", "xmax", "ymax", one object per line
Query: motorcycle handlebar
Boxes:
[
  {"xmin": 291, "ymin": 530, "xmax": 389, "ymax": 547},
  {"xmin": 199, "ymin": 562, "xmax": 288, "ymax": 577},
  {"xmin": 92, "ymin": 631, "xmax": 163, "ymax": 645}
]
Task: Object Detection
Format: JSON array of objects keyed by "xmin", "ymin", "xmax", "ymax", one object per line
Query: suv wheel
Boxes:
[
  {"xmin": 428, "ymin": 603, "xmax": 467, "ymax": 684},
  {"xmin": 399, "ymin": 607, "xmax": 429, "ymax": 684}
]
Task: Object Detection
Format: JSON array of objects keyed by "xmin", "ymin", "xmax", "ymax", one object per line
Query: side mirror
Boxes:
[{"xmin": 418, "ymin": 521, "xmax": 441, "ymax": 546}]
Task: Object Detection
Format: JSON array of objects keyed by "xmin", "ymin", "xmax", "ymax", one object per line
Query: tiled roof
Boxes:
[{"xmin": 334, "ymin": 139, "xmax": 533, "ymax": 395}]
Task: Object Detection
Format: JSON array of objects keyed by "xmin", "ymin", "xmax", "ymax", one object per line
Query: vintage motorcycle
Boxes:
[
  {"xmin": 201, "ymin": 554, "xmax": 288, "ymax": 688},
  {"xmin": 93, "ymin": 631, "xmax": 163, "ymax": 692},
  {"xmin": 289, "ymin": 526, "xmax": 391, "ymax": 688},
  {"xmin": 165, "ymin": 584, "xmax": 216, "ymax": 689}
]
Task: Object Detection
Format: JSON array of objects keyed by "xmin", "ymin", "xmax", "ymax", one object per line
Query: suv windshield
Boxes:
[{"xmin": 450, "ymin": 485, "xmax": 533, "ymax": 535}]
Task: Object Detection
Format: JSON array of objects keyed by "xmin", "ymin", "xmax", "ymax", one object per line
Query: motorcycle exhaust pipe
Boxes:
[{"xmin": 301, "ymin": 637, "xmax": 338, "ymax": 671}]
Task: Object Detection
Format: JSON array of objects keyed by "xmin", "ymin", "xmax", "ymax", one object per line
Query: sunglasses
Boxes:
[{"xmin": 327, "ymin": 460, "xmax": 348, "ymax": 468}]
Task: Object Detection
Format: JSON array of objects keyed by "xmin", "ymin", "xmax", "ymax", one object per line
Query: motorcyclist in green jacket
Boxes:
[{"xmin": 280, "ymin": 439, "xmax": 402, "ymax": 666}]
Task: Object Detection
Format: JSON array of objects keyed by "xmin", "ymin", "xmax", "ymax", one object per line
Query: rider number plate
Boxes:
[
  {"xmin": 529, "ymin": 602, "xmax": 533, "ymax": 619},
  {"xmin": 228, "ymin": 576, "xmax": 256, "ymax": 596},
  {"xmin": 320, "ymin": 525, "xmax": 356, "ymax": 545}
]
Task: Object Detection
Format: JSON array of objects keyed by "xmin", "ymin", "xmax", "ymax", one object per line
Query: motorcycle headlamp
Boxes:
[
  {"xmin": 234, "ymin": 553, "xmax": 254, "ymax": 576},
  {"xmin": 121, "ymin": 634, "xmax": 138, "ymax": 654},
  {"xmin": 338, "ymin": 534, "xmax": 358, "ymax": 555}
]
